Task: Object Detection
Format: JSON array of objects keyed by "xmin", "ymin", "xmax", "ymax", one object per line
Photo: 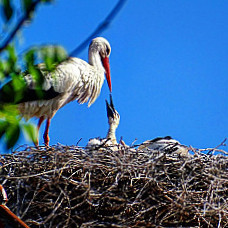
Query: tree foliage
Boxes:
[{"xmin": 0, "ymin": 0, "xmax": 67, "ymax": 149}]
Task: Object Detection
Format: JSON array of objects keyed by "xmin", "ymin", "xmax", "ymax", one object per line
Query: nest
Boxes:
[{"xmin": 0, "ymin": 143, "xmax": 227, "ymax": 227}]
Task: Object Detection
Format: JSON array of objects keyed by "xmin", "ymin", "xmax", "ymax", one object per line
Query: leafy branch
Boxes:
[{"xmin": 0, "ymin": 0, "xmax": 45, "ymax": 53}]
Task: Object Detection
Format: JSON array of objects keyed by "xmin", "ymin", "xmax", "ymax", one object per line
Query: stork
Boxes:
[
  {"xmin": 86, "ymin": 94, "xmax": 120, "ymax": 149},
  {"xmin": 0, "ymin": 37, "xmax": 112, "ymax": 146},
  {"xmin": 105, "ymin": 95, "xmax": 120, "ymax": 145},
  {"xmin": 138, "ymin": 136, "xmax": 189, "ymax": 156}
]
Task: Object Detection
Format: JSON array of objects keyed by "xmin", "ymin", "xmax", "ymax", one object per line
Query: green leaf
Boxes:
[
  {"xmin": 41, "ymin": 0, "xmax": 54, "ymax": 3},
  {"xmin": 24, "ymin": 48, "xmax": 36, "ymax": 68},
  {"xmin": 5, "ymin": 123, "xmax": 20, "ymax": 149},
  {"xmin": 0, "ymin": 104, "xmax": 19, "ymax": 116},
  {"xmin": 6, "ymin": 45, "xmax": 17, "ymax": 72},
  {"xmin": 7, "ymin": 45, "xmax": 17, "ymax": 62},
  {"xmin": 0, "ymin": 121, "xmax": 8, "ymax": 139},
  {"xmin": 30, "ymin": 66, "xmax": 44, "ymax": 87},
  {"xmin": 0, "ymin": 46, "xmax": 19, "ymax": 81},
  {"xmin": 23, "ymin": 123, "xmax": 37, "ymax": 143},
  {"xmin": 11, "ymin": 73, "xmax": 27, "ymax": 103},
  {"xmin": 24, "ymin": 48, "xmax": 44, "ymax": 88},
  {"xmin": 0, "ymin": 60, "xmax": 10, "ymax": 78},
  {"xmin": 0, "ymin": 61, "xmax": 5, "ymax": 80},
  {"xmin": 22, "ymin": 0, "xmax": 33, "ymax": 12},
  {"xmin": 40, "ymin": 46, "xmax": 67, "ymax": 71},
  {"xmin": 2, "ymin": 0, "xmax": 13, "ymax": 22}
]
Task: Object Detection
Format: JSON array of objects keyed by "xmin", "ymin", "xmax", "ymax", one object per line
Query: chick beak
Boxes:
[{"xmin": 106, "ymin": 95, "xmax": 115, "ymax": 119}]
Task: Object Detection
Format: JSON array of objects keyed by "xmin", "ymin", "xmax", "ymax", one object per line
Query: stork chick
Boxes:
[
  {"xmin": 86, "ymin": 95, "xmax": 120, "ymax": 149},
  {"xmin": 138, "ymin": 136, "xmax": 189, "ymax": 156}
]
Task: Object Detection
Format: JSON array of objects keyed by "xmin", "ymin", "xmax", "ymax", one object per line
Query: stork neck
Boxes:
[
  {"xmin": 89, "ymin": 51, "xmax": 104, "ymax": 71},
  {"xmin": 106, "ymin": 124, "xmax": 117, "ymax": 144}
]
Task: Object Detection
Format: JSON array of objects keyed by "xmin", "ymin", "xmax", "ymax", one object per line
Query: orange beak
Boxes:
[{"xmin": 102, "ymin": 56, "xmax": 112, "ymax": 92}]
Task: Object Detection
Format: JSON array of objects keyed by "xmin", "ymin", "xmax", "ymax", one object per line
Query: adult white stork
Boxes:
[
  {"xmin": 86, "ymin": 94, "xmax": 120, "ymax": 149},
  {"xmin": 0, "ymin": 37, "xmax": 112, "ymax": 146},
  {"xmin": 138, "ymin": 136, "xmax": 189, "ymax": 156}
]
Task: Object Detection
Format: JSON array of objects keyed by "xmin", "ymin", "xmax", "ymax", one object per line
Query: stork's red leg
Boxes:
[
  {"xmin": 43, "ymin": 118, "xmax": 51, "ymax": 146},
  {"xmin": 35, "ymin": 116, "xmax": 44, "ymax": 146}
]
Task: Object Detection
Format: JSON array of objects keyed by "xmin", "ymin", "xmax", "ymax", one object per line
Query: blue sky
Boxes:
[{"xmin": 1, "ymin": 0, "xmax": 228, "ymax": 152}]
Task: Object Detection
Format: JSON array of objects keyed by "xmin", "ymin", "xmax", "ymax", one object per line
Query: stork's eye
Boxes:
[{"xmin": 106, "ymin": 46, "xmax": 110, "ymax": 56}]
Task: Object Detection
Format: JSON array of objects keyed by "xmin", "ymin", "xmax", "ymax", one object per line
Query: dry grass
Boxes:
[{"xmin": 0, "ymin": 143, "xmax": 227, "ymax": 227}]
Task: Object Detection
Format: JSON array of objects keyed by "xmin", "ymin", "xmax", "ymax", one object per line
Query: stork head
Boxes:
[
  {"xmin": 106, "ymin": 94, "xmax": 120, "ymax": 128},
  {"xmin": 90, "ymin": 37, "xmax": 112, "ymax": 92}
]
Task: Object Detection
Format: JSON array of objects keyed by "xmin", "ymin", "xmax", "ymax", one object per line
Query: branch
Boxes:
[
  {"xmin": 69, "ymin": 0, "xmax": 127, "ymax": 57},
  {"xmin": 0, "ymin": 0, "xmax": 42, "ymax": 53},
  {"xmin": 207, "ymin": 138, "xmax": 227, "ymax": 155},
  {"xmin": 18, "ymin": 0, "xmax": 127, "ymax": 60}
]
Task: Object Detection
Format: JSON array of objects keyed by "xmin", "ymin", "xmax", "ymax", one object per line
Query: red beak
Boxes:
[{"xmin": 102, "ymin": 56, "xmax": 112, "ymax": 92}]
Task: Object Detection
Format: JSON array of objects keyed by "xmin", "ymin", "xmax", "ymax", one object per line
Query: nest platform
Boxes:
[{"xmin": 0, "ymin": 144, "xmax": 227, "ymax": 227}]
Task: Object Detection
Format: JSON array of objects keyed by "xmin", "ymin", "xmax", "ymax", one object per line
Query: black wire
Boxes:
[{"xmin": 69, "ymin": 0, "xmax": 127, "ymax": 57}]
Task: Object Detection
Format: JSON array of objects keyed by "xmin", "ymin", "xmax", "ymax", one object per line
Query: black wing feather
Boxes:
[{"xmin": 0, "ymin": 80, "xmax": 60, "ymax": 104}]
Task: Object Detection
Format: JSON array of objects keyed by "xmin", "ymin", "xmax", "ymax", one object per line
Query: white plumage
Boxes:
[
  {"xmin": 138, "ymin": 136, "xmax": 189, "ymax": 156},
  {"xmin": 19, "ymin": 58, "xmax": 105, "ymax": 118}
]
